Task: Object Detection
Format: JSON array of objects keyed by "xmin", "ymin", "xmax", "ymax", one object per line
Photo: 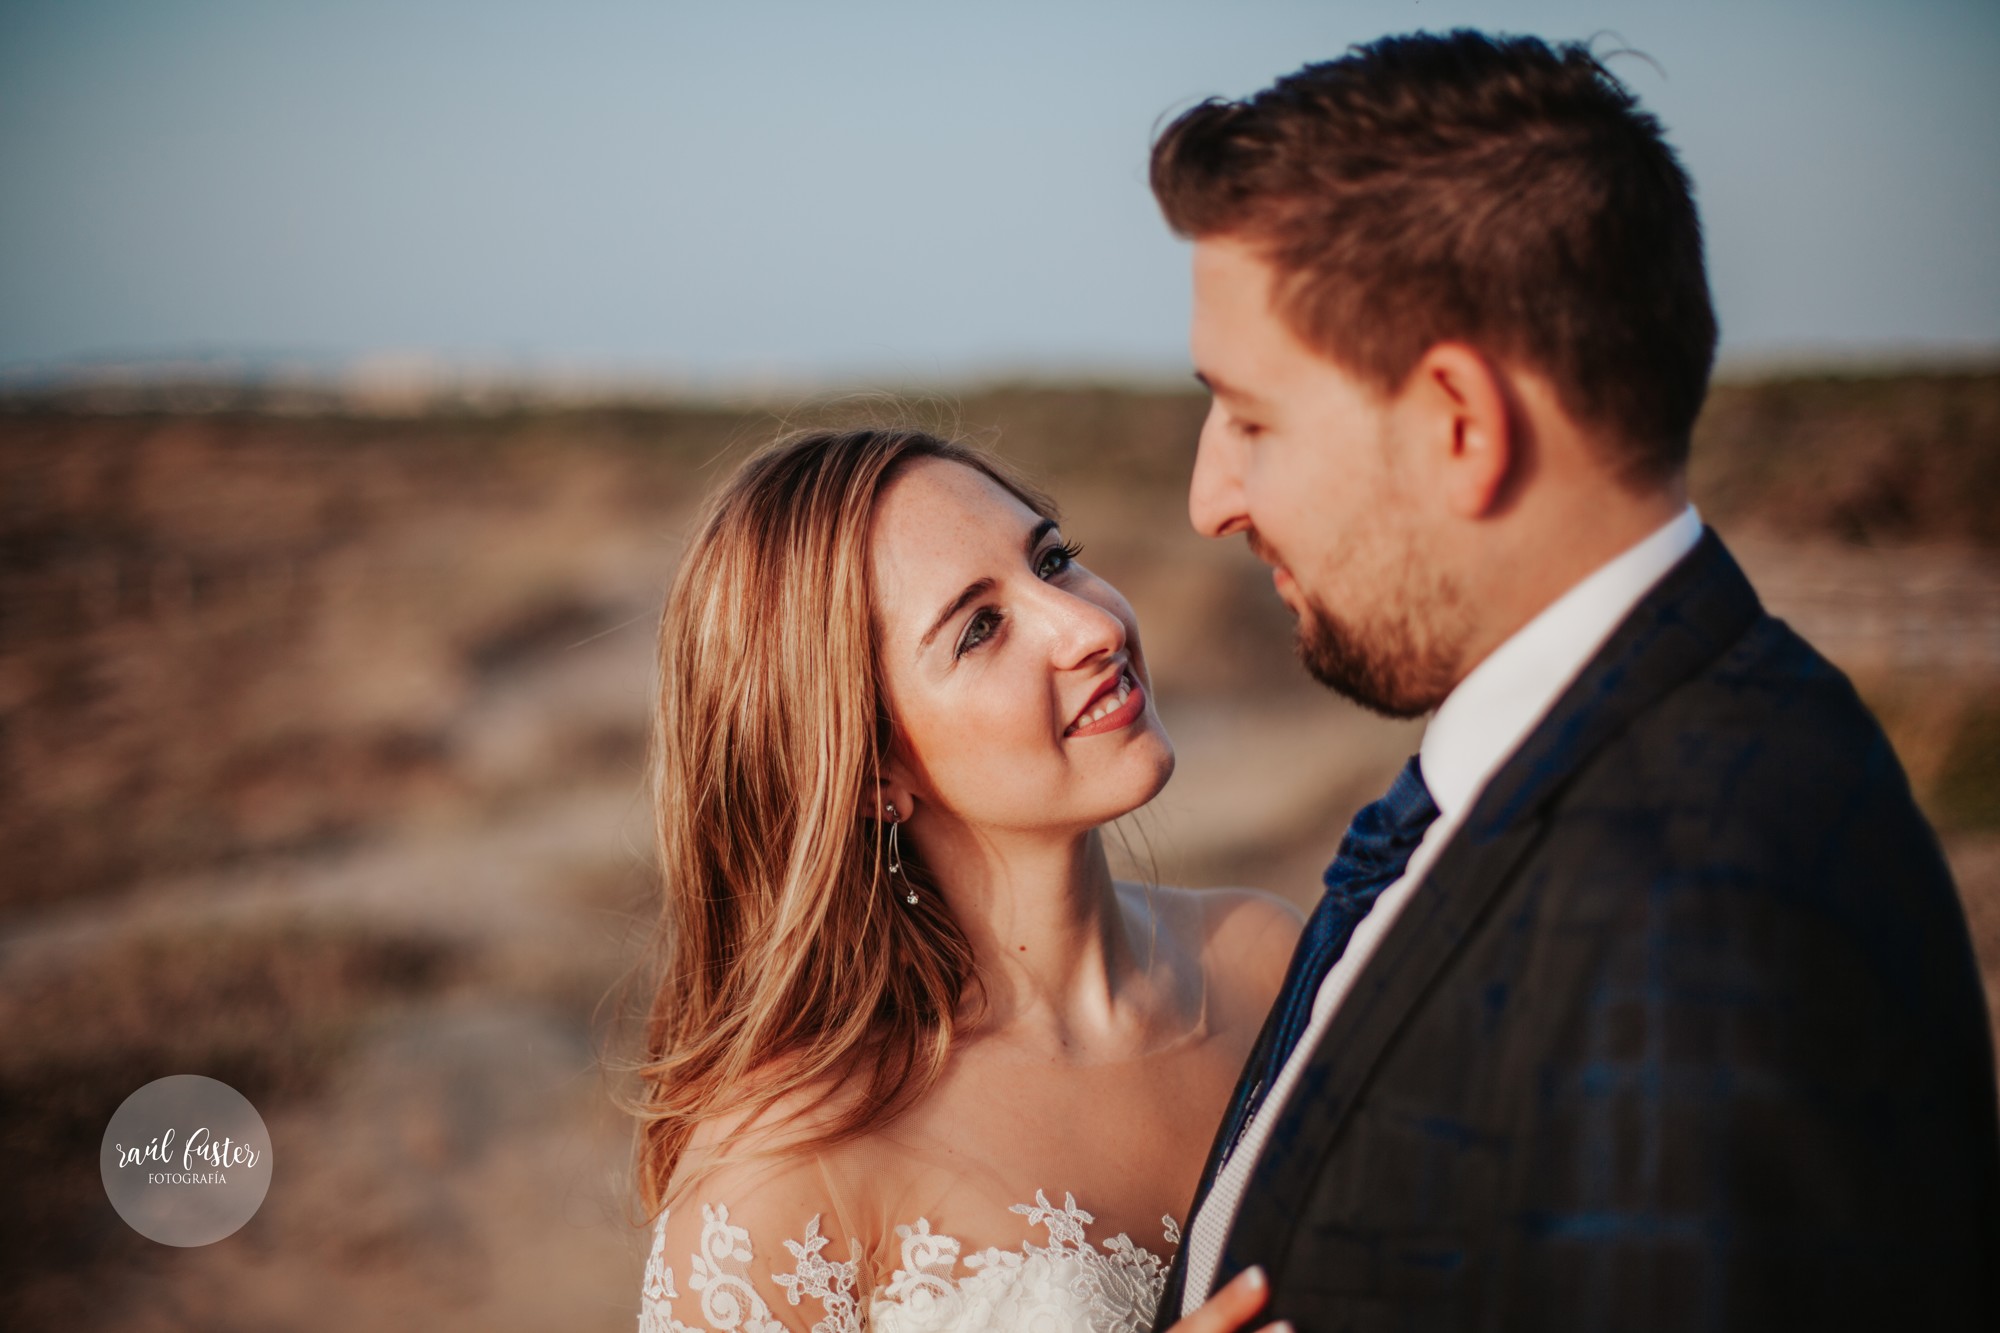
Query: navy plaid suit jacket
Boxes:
[{"xmin": 1158, "ymin": 530, "xmax": 2000, "ymax": 1330}]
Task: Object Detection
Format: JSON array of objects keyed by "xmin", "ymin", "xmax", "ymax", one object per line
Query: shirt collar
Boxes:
[{"xmin": 1419, "ymin": 505, "xmax": 1704, "ymax": 821}]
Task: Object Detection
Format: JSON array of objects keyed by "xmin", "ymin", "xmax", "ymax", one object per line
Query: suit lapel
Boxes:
[
  {"xmin": 1214, "ymin": 529, "xmax": 1765, "ymax": 1287},
  {"xmin": 1160, "ymin": 928, "xmax": 1293, "ymax": 1312}
]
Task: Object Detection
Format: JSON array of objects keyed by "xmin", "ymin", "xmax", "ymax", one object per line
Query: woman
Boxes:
[{"xmin": 633, "ymin": 427, "xmax": 1302, "ymax": 1333}]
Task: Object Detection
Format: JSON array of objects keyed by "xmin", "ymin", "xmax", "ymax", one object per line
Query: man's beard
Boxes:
[{"xmin": 1293, "ymin": 583, "xmax": 1465, "ymax": 720}]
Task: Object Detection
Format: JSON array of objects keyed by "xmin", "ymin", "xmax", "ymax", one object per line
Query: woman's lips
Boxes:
[{"xmin": 1065, "ymin": 669, "xmax": 1144, "ymax": 739}]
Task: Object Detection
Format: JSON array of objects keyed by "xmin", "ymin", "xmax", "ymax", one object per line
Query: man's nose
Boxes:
[{"xmin": 1188, "ymin": 402, "xmax": 1249, "ymax": 539}]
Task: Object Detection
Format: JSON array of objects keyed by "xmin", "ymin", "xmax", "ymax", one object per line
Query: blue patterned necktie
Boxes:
[{"xmin": 1241, "ymin": 755, "xmax": 1441, "ymax": 1124}]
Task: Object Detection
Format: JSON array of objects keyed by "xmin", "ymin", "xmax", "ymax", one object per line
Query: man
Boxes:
[{"xmin": 1151, "ymin": 30, "xmax": 2000, "ymax": 1330}]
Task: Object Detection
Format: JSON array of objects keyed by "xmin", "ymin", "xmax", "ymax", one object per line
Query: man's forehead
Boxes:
[
  {"xmin": 1191, "ymin": 239, "xmax": 1288, "ymax": 364},
  {"xmin": 1192, "ymin": 236, "xmax": 1278, "ymax": 304}
]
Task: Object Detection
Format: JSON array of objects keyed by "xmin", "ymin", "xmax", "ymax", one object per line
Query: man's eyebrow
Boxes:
[
  {"xmin": 916, "ymin": 518, "xmax": 1061, "ymax": 654},
  {"xmin": 1194, "ymin": 370, "xmax": 1265, "ymax": 408}
]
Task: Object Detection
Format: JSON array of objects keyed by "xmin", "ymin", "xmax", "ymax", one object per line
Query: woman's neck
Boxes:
[{"xmin": 912, "ymin": 823, "xmax": 1180, "ymax": 1059}]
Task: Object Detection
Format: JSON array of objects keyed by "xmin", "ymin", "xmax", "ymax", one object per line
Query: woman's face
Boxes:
[{"xmin": 870, "ymin": 458, "xmax": 1174, "ymax": 838}]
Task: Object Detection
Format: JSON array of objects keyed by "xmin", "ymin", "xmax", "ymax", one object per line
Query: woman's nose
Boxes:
[{"xmin": 1041, "ymin": 581, "xmax": 1127, "ymax": 670}]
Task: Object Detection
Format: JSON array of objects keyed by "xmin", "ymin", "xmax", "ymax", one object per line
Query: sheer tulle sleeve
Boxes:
[{"xmin": 640, "ymin": 1153, "xmax": 864, "ymax": 1333}]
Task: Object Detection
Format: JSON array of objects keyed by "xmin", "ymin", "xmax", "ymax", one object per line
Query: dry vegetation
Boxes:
[{"xmin": 1, "ymin": 367, "xmax": 1995, "ymax": 1329}]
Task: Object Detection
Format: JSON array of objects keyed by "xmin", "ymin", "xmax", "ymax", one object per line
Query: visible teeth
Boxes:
[{"xmin": 1071, "ymin": 672, "xmax": 1135, "ymax": 733}]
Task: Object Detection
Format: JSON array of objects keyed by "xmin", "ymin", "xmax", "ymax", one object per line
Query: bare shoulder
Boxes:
[
  {"xmin": 667, "ymin": 1072, "xmax": 861, "ymax": 1209},
  {"xmin": 1196, "ymin": 887, "xmax": 1306, "ymax": 1000},
  {"xmin": 651, "ymin": 1089, "xmax": 860, "ymax": 1332},
  {"xmin": 1115, "ymin": 881, "xmax": 1302, "ymax": 1016}
]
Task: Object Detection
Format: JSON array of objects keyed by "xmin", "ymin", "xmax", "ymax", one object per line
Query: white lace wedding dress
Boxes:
[
  {"xmin": 629, "ymin": 1042, "xmax": 1224, "ymax": 1333},
  {"xmin": 638, "ymin": 1189, "xmax": 1179, "ymax": 1333},
  {"xmin": 634, "ymin": 886, "xmax": 1280, "ymax": 1333}
]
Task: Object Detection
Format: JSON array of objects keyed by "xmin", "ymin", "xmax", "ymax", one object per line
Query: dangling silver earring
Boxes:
[{"xmin": 885, "ymin": 803, "xmax": 916, "ymax": 905}]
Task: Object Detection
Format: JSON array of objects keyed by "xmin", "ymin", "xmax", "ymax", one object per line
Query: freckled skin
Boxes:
[{"xmin": 870, "ymin": 459, "xmax": 1175, "ymax": 840}]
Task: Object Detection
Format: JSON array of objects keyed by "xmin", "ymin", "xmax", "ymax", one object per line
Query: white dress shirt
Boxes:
[{"xmin": 1182, "ymin": 505, "xmax": 1704, "ymax": 1312}]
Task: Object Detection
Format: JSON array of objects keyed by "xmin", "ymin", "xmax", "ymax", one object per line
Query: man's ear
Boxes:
[{"xmin": 1408, "ymin": 342, "xmax": 1514, "ymax": 519}]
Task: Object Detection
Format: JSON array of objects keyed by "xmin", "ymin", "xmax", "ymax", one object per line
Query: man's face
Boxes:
[{"xmin": 1187, "ymin": 236, "xmax": 1466, "ymax": 717}]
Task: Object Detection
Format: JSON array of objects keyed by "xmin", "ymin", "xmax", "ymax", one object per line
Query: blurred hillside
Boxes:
[{"xmin": 1, "ymin": 367, "xmax": 1997, "ymax": 1330}]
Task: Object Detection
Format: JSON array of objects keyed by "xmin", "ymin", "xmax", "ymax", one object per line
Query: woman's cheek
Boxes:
[{"xmin": 930, "ymin": 696, "xmax": 1053, "ymax": 816}]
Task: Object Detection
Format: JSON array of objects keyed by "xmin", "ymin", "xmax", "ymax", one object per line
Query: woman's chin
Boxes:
[
  {"xmin": 1102, "ymin": 735, "xmax": 1176, "ymax": 822},
  {"xmin": 1143, "ymin": 737, "xmax": 1176, "ymax": 801},
  {"xmin": 1025, "ymin": 750, "xmax": 1176, "ymax": 836}
]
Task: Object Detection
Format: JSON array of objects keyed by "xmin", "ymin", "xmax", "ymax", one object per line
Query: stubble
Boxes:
[{"xmin": 1292, "ymin": 561, "xmax": 1468, "ymax": 720}]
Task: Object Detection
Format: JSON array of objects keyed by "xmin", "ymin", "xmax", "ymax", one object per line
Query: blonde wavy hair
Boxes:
[{"xmin": 633, "ymin": 426, "xmax": 1057, "ymax": 1216}]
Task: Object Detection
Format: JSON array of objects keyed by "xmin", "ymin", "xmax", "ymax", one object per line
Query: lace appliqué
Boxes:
[
  {"xmin": 886, "ymin": 1190, "xmax": 1176, "ymax": 1333},
  {"xmin": 642, "ymin": 1192, "xmax": 1178, "ymax": 1333},
  {"xmin": 641, "ymin": 1204, "xmax": 860, "ymax": 1333}
]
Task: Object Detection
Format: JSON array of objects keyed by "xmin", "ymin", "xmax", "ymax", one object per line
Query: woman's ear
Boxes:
[{"xmin": 864, "ymin": 764, "xmax": 918, "ymax": 825}]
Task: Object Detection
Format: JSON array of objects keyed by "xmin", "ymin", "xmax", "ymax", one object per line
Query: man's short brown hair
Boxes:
[{"xmin": 1152, "ymin": 29, "xmax": 1718, "ymax": 482}]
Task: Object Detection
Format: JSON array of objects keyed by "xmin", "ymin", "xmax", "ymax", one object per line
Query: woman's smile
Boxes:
[
  {"xmin": 1065, "ymin": 667, "xmax": 1144, "ymax": 739},
  {"xmin": 871, "ymin": 456, "xmax": 1175, "ymax": 834}
]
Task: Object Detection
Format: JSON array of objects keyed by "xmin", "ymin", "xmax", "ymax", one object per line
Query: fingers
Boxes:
[{"xmin": 1167, "ymin": 1265, "xmax": 1284, "ymax": 1333}]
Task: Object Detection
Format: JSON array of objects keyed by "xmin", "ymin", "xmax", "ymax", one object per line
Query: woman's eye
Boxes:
[
  {"xmin": 954, "ymin": 539, "xmax": 1083, "ymax": 660},
  {"xmin": 955, "ymin": 609, "xmax": 1001, "ymax": 658},
  {"xmin": 1037, "ymin": 539, "xmax": 1084, "ymax": 579}
]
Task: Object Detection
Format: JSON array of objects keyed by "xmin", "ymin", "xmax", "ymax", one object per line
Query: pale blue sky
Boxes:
[{"xmin": 2, "ymin": 0, "xmax": 1996, "ymax": 387}]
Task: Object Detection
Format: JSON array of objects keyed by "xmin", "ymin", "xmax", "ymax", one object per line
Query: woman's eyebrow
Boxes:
[
  {"xmin": 916, "ymin": 519, "xmax": 1060, "ymax": 652},
  {"xmin": 920, "ymin": 577, "xmax": 994, "ymax": 651}
]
